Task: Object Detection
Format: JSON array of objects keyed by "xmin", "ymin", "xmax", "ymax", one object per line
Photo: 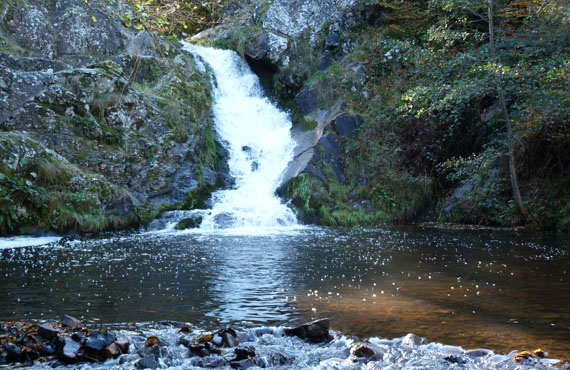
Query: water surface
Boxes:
[{"xmin": 1, "ymin": 226, "xmax": 568, "ymax": 361}]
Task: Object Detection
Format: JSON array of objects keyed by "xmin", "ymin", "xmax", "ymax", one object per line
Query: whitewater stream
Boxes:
[
  {"xmin": 180, "ymin": 44, "xmax": 298, "ymax": 230},
  {"xmin": 0, "ymin": 46, "xmax": 569, "ymax": 369}
]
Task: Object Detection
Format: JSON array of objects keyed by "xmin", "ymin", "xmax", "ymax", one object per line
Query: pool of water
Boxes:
[{"xmin": 1, "ymin": 226, "xmax": 569, "ymax": 361}]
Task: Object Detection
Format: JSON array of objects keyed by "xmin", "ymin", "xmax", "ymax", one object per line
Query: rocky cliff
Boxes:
[
  {"xmin": 203, "ymin": 0, "xmax": 569, "ymax": 230},
  {"xmin": 0, "ymin": 0, "xmax": 227, "ymax": 235}
]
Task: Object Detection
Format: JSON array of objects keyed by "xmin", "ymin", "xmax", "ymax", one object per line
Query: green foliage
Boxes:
[
  {"xmin": 0, "ymin": 173, "xmax": 46, "ymax": 234},
  {"xmin": 122, "ymin": 0, "xmax": 227, "ymax": 38}
]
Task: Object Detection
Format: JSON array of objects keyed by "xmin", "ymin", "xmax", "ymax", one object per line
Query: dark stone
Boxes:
[
  {"xmin": 85, "ymin": 331, "xmax": 116, "ymax": 360},
  {"xmin": 231, "ymin": 358, "xmax": 256, "ymax": 369},
  {"xmin": 38, "ymin": 323, "xmax": 58, "ymax": 340},
  {"xmin": 210, "ymin": 328, "xmax": 238, "ymax": 348},
  {"xmin": 105, "ymin": 343, "xmax": 120, "ymax": 358},
  {"xmin": 233, "ymin": 346, "xmax": 255, "ymax": 361},
  {"xmin": 23, "ymin": 349, "xmax": 40, "ymax": 361},
  {"xmin": 19, "ymin": 227, "xmax": 57, "ymax": 237},
  {"xmin": 245, "ymin": 32, "xmax": 270, "ymax": 61},
  {"xmin": 4, "ymin": 343, "xmax": 22, "ymax": 363},
  {"xmin": 271, "ymin": 351, "xmax": 290, "ymax": 365},
  {"xmin": 326, "ymin": 30, "xmax": 341, "ymax": 48},
  {"xmin": 318, "ymin": 51, "xmax": 334, "ymax": 71},
  {"xmin": 284, "ymin": 318, "xmax": 331, "ymax": 342},
  {"xmin": 57, "ymin": 337, "xmax": 82, "ymax": 363},
  {"xmin": 464, "ymin": 349, "xmax": 493, "ymax": 357},
  {"xmin": 316, "ymin": 134, "xmax": 344, "ymax": 184},
  {"xmin": 71, "ymin": 332, "xmax": 86, "ymax": 342},
  {"xmin": 352, "ymin": 344, "xmax": 377, "ymax": 358},
  {"xmin": 201, "ymin": 356, "xmax": 230, "ymax": 368},
  {"xmin": 61, "ymin": 314, "xmax": 82, "ymax": 328},
  {"xmin": 444, "ymin": 355, "xmax": 467, "ymax": 364},
  {"xmin": 116, "ymin": 339, "xmax": 130, "ymax": 354},
  {"xmin": 39, "ymin": 342, "xmax": 56, "ymax": 355},
  {"xmin": 331, "ymin": 113, "xmax": 364, "ymax": 139},
  {"xmin": 295, "ymin": 87, "xmax": 318, "ymax": 115},
  {"xmin": 251, "ymin": 161, "xmax": 259, "ymax": 172},
  {"xmin": 175, "ymin": 215, "xmax": 203, "ymax": 230},
  {"xmin": 136, "ymin": 354, "xmax": 159, "ymax": 369}
]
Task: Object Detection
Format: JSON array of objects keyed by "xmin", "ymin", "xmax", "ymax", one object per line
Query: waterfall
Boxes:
[{"xmin": 183, "ymin": 44, "xmax": 298, "ymax": 230}]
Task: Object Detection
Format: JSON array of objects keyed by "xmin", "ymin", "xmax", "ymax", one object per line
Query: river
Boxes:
[{"xmin": 1, "ymin": 226, "xmax": 568, "ymax": 363}]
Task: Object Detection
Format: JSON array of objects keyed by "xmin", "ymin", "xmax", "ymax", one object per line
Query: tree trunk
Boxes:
[{"xmin": 488, "ymin": 0, "xmax": 528, "ymax": 218}]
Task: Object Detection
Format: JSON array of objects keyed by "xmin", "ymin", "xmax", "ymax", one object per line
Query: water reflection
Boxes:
[
  {"xmin": 0, "ymin": 226, "xmax": 568, "ymax": 361},
  {"xmin": 199, "ymin": 233, "xmax": 296, "ymax": 323}
]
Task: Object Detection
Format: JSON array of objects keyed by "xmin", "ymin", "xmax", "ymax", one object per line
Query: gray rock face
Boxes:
[
  {"xmin": 3, "ymin": 0, "xmax": 129, "ymax": 60},
  {"xmin": 263, "ymin": 0, "xmax": 355, "ymax": 39},
  {"xmin": 0, "ymin": 0, "xmax": 228, "ymax": 235},
  {"xmin": 261, "ymin": 0, "xmax": 356, "ymax": 62}
]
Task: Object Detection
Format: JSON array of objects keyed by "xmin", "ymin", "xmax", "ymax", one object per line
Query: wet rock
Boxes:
[
  {"xmin": 444, "ymin": 354, "xmax": 466, "ymax": 364},
  {"xmin": 4, "ymin": 343, "xmax": 23, "ymax": 363},
  {"xmin": 145, "ymin": 336, "xmax": 161, "ymax": 347},
  {"xmin": 514, "ymin": 351, "xmax": 535, "ymax": 362},
  {"xmin": 116, "ymin": 339, "xmax": 130, "ymax": 354},
  {"xmin": 217, "ymin": 328, "xmax": 239, "ymax": 347},
  {"xmin": 136, "ymin": 354, "xmax": 159, "ymax": 369},
  {"xmin": 106, "ymin": 343, "xmax": 121, "ymax": 358},
  {"xmin": 231, "ymin": 358, "xmax": 255, "ymax": 369},
  {"xmin": 233, "ymin": 346, "xmax": 255, "ymax": 361},
  {"xmin": 401, "ymin": 333, "xmax": 426, "ymax": 347},
  {"xmin": 201, "ymin": 356, "xmax": 229, "ymax": 368},
  {"xmin": 175, "ymin": 216, "xmax": 203, "ymax": 230},
  {"xmin": 295, "ymin": 87, "xmax": 318, "ymax": 115},
  {"xmin": 331, "ymin": 112, "xmax": 363, "ymax": 139},
  {"xmin": 38, "ymin": 323, "xmax": 58, "ymax": 340},
  {"xmin": 39, "ymin": 342, "xmax": 57, "ymax": 356},
  {"xmin": 465, "ymin": 348, "xmax": 493, "ymax": 357},
  {"xmin": 71, "ymin": 332, "xmax": 86, "ymax": 342},
  {"xmin": 270, "ymin": 351, "xmax": 291, "ymax": 366},
  {"xmin": 351, "ymin": 343, "xmax": 377, "ymax": 359},
  {"xmin": 85, "ymin": 331, "xmax": 116, "ymax": 360},
  {"xmin": 284, "ymin": 318, "xmax": 331, "ymax": 342},
  {"xmin": 61, "ymin": 314, "xmax": 82, "ymax": 328},
  {"xmin": 57, "ymin": 337, "xmax": 82, "ymax": 364}
]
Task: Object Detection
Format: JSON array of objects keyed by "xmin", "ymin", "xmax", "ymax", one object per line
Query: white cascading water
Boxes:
[{"xmin": 183, "ymin": 44, "xmax": 298, "ymax": 229}]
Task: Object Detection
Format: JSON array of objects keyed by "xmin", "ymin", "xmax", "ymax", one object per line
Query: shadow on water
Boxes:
[{"xmin": 0, "ymin": 226, "xmax": 568, "ymax": 361}]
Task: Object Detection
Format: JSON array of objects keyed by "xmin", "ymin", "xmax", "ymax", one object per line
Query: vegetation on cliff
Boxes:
[
  {"xmin": 260, "ymin": 0, "xmax": 569, "ymax": 231},
  {"xmin": 0, "ymin": 0, "xmax": 225, "ymax": 236}
]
